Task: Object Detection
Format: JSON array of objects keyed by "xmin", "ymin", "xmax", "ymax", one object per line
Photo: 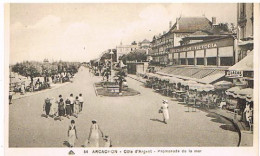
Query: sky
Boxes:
[{"xmin": 10, "ymin": 3, "xmax": 237, "ymax": 64}]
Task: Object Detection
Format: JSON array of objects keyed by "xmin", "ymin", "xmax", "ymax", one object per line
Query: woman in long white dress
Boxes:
[
  {"xmin": 86, "ymin": 120, "xmax": 104, "ymax": 147},
  {"xmin": 50, "ymin": 97, "xmax": 58, "ymax": 117},
  {"xmin": 161, "ymin": 100, "xmax": 169, "ymax": 124},
  {"xmin": 244, "ymin": 103, "xmax": 253, "ymax": 125},
  {"xmin": 68, "ymin": 120, "xmax": 78, "ymax": 147}
]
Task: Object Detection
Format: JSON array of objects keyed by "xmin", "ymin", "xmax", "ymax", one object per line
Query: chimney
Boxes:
[
  {"xmin": 212, "ymin": 17, "xmax": 216, "ymax": 25},
  {"xmin": 169, "ymin": 21, "xmax": 172, "ymax": 29},
  {"xmin": 176, "ymin": 18, "xmax": 179, "ymax": 30}
]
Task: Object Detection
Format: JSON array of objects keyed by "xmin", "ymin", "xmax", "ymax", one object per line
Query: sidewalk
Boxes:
[
  {"xmin": 128, "ymin": 74, "xmax": 253, "ymax": 147},
  {"xmin": 12, "ymin": 81, "xmax": 71, "ymax": 100},
  {"xmin": 207, "ymin": 108, "xmax": 253, "ymax": 146},
  {"xmin": 127, "ymin": 74, "xmax": 146, "ymax": 83}
]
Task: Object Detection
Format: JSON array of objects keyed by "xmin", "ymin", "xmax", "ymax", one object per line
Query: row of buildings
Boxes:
[
  {"xmin": 91, "ymin": 39, "xmax": 151, "ymax": 65},
  {"xmin": 91, "ymin": 3, "xmax": 254, "ymax": 88},
  {"xmin": 148, "ymin": 3, "xmax": 254, "ymax": 88}
]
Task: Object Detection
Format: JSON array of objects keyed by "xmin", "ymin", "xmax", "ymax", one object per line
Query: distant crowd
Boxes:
[{"xmin": 43, "ymin": 93, "xmax": 84, "ymax": 120}]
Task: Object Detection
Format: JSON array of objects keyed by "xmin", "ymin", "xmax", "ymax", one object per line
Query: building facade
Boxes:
[
  {"xmin": 116, "ymin": 42, "xmax": 139, "ymax": 62},
  {"xmin": 225, "ymin": 3, "xmax": 254, "ymax": 88},
  {"xmin": 139, "ymin": 39, "xmax": 151, "ymax": 49},
  {"xmin": 169, "ymin": 36, "xmax": 235, "ymax": 67},
  {"xmin": 236, "ymin": 3, "xmax": 254, "ymax": 61},
  {"xmin": 150, "ymin": 17, "xmax": 215, "ymax": 66}
]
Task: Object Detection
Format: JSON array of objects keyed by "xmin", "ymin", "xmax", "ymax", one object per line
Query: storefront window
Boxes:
[
  {"xmin": 187, "ymin": 51, "xmax": 194, "ymax": 65},
  {"xmin": 196, "ymin": 50, "xmax": 204, "ymax": 65},
  {"xmin": 180, "ymin": 59, "xmax": 186, "ymax": 65},
  {"xmin": 220, "ymin": 57, "xmax": 234, "ymax": 66},
  {"xmin": 206, "ymin": 48, "xmax": 217, "ymax": 66},
  {"xmin": 173, "ymin": 59, "xmax": 178, "ymax": 65},
  {"xmin": 187, "ymin": 58, "xmax": 194, "ymax": 65},
  {"xmin": 197, "ymin": 58, "xmax": 204, "ymax": 65},
  {"xmin": 173, "ymin": 53, "xmax": 179, "ymax": 65},
  {"xmin": 207, "ymin": 57, "xmax": 217, "ymax": 65}
]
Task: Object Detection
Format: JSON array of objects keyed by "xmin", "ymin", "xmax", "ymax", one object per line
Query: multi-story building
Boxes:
[
  {"xmin": 151, "ymin": 16, "xmax": 236, "ymax": 84},
  {"xmin": 139, "ymin": 39, "xmax": 151, "ymax": 49},
  {"xmin": 116, "ymin": 41, "xmax": 139, "ymax": 62},
  {"xmin": 225, "ymin": 3, "xmax": 254, "ymax": 88},
  {"xmin": 150, "ymin": 17, "xmax": 213, "ymax": 66},
  {"xmin": 236, "ymin": 3, "xmax": 254, "ymax": 61}
]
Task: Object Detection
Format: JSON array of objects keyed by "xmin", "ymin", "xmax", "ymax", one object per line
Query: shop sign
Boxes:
[
  {"xmin": 171, "ymin": 37, "xmax": 234, "ymax": 53},
  {"xmin": 172, "ymin": 43, "xmax": 217, "ymax": 53},
  {"xmin": 226, "ymin": 70, "xmax": 243, "ymax": 78}
]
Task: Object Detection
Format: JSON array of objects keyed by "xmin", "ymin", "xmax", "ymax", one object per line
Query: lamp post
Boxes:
[{"xmin": 109, "ymin": 50, "xmax": 114, "ymax": 82}]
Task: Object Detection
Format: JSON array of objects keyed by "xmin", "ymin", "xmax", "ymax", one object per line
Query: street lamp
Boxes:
[{"xmin": 109, "ymin": 50, "xmax": 114, "ymax": 82}]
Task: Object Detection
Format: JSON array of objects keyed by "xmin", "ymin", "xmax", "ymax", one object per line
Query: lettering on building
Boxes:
[
  {"xmin": 172, "ymin": 43, "xmax": 217, "ymax": 53},
  {"xmin": 226, "ymin": 70, "xmax": 243, "ymax": 78}
]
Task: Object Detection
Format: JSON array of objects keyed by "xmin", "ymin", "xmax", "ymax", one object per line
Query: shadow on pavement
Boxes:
[
  {"xmin": 150, "ymin": 118, "xmax": 165, "ymax": 124},
  {"xmin": 220, "ymin": 125, "xmax": 237, "ymax": 132},
  {"xmin": 41, "ymin": 114, "xmax": 48, "ymax": 118},
  {"xmin": 206, "ymin": 113, "xmax": 228, "ymax": 124},
  {"xmin": 205, "ymin": 112, "xmax": 238, "ymax": 133},
  {"xmin": 63, "ymin": 141, "xmax": 70, "ymax": 147}
]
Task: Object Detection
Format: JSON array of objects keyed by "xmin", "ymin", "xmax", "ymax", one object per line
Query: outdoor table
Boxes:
[
  {"xmin": 195, "ymin": 98, "xmax": 202, "ymax": 107},
  {"xmin": 186, "ymin": 98, "xmax": 196, "ymax": 112},
  {"xmin": 176, "ymin": 91, "xmax": 186, "ymax": 102}
]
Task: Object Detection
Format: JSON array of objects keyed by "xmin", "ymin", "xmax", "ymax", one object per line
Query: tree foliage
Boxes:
[
  {"xmin": 119, "ymin": 50, "xmax": 147, "ymax": 64},
  {"xmin": 11, "ymin": 61, "xmax": 81, "ymax": 82}
]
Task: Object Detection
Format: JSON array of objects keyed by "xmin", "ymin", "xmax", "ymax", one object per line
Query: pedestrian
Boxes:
[
  {"xmin": 69, "ymin": 94, "xmax": 75, "ymax": 114},
  {"xmin": 103, "ymin": 135, "xmax": 112, "ymax": 147},
  {"xmin": 9, "ymin": 91, "xmax": 14, "ymax": 104},
  {"xmin": 74, "ymin": 96, "xmax": 80, "ymax": 117},
  {"xmin": 43, "ymin": 98, "xmax": 51, "ymax": 118},
  {"xmin": 86, "ymin": 120, "xmax": 104, "ymax": 147},
  {"xmin": 219, "ymin": 98, "xmax": 227, "ymax": 110},
  {"xmin": 68, "ymin": 120, "xmax": 78, "ymax": 147},
  {"xmin": 58, "ymin": 98, "xmax": 65, "ymax": 120},
  {"xmin": 160, "ymin": 100, "xmax": 169, "ymax": 124},
  {"xmin": 58, "ymin": 95, "xmax": 63, "ymax": 102},
  {"xmin": 78, "ymin": 93, "xmax": 84, "ymax": 112},
  {"xmin": 244, "ymin": 102, "xmax": 253, "ymax": 127},
  {"xmin": 65, "ymin": 97, "xmax": 72, "ymax": 118},
  {"xmin": 50, "ymin": 97, "xmax": 58, "ymax": 117},
  {"xmin": 20, "ymin": 82, "xmax": 26, "ymax": 95}
]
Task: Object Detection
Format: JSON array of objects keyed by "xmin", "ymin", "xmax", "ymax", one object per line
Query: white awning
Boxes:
[
  {"xmin": 199, "ymin": 72, "xmax": 225, "ymax": 84},
  {"xmin": 228, "ymin": 51, "xmax": 253, "ymax": 71},
  {"xmin": 237, "ymin": 40, "xmax": 254, "ymax": 46}
]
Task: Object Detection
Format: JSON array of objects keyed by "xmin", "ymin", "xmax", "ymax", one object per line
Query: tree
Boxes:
[
  {"xmin": 12, "ymin": 61, "xmax": 42, "ymax": 84},
  {"xmin": 115, "ymin": 69, "xmax": 126, "ymax": 93},
  {"xmin": 120, "ymin": 49, "xmax": 147, "ymax": 64},
  {"xmin": 218, "ymin": 23, "xmax": 229, "ymax": 32},
  {"xmin": 11, "ymin": 60, "xmax": 81, "ymax": 84},
  {"xmin": 131, "ymin": 41, "xmax": 137, "ymax": 45}
]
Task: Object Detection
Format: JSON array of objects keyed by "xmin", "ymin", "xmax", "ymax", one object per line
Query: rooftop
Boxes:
[{"xmin": 170, "ymin": 17, "xmax": 212, "ymax": 33}]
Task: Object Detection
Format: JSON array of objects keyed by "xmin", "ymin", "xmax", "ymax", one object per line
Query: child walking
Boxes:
[
  {"xmin": 68, "ymin": 120, "xmax": 78, "ymax": 147},
  {"xmin": 103, "ymin": 135, "xmax": 112, "ymax": 147}
]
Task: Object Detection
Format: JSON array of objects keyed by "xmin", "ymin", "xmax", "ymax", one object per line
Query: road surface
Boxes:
[{"xmin": 9, "ymin": 67, "xmax": 239, "ymax": 147}]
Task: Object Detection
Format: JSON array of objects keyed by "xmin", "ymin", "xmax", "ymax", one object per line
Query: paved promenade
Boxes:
[
  {"xmin": 9, "ymin": 68, "xmax": 239, "ymax": 147},
  {"xmin": 128, "ymin": 74, "xmax": 253, "ymax": 146}
]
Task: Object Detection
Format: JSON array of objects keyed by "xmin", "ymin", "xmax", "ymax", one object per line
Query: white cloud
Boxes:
[{"xmin": 10, "ymin": 4, "xmax": 236, "ymax": 64}]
